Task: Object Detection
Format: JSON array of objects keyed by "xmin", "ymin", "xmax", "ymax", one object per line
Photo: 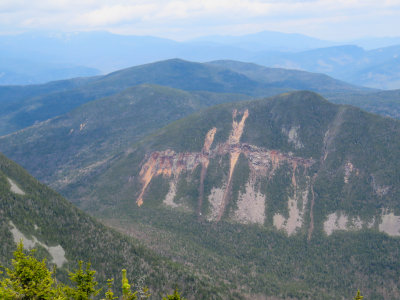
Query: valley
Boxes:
[{"xmin": 1, "ymin": 46, "xmax": 400, "ymax": 300}]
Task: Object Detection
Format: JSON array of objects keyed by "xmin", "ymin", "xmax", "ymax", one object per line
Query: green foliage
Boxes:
[
  {"xmin": 173, "ymin": 168, "xmax": 201, "ymax": 210},
  {"xmin": 65, "ymin": 261, "xmax": 100, "ymax": 300},
  {"xmin": 142, "ymin": 175, "xmax": 170, "ymax": 208},
  {"xmin": 121, "ymin": 269, "xmax": 150, "ymax": 300},
  {"xmin": 117, "ymin": 207, "xmax": 400, "ymax": 300},
  {"xmin": 228, "ymin": 153, "xmax": 250, "ymax": 214},
  {"xmin": 122, "ymin": 269, "xmax": 137, "ymax": 300},
  {"xmin": 354, "ymin": 289, "xmax": 364, "ymax": 300},
  {"xmin": 162, "ymin": 289, "xmax": 186, "ymax": 300},
  {"xmin": 0, "ymin": 241, "xmax": 64, "ymax": 300},
  {"xmin": 102, "ymin": 279, "xmax": 117, "ymax": 300}
]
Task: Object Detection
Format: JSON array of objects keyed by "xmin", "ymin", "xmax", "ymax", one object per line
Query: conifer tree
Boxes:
[
  {"xmin": 354, "ymin": 289, "xmax": 364, "ymax": 300},
  {"xmin": 102, "ymin": 278, "xmax": 117, "ymax": 300},
  {"xmin": 65, "ymin": 261, "xmax": 100, "ymax": 300},
  {"xmin": 122, "ymin": 269, "xmax": 138, "ymax": 300},
  {"xmin": 162, "ymin": 288, "xmax": 186, "ymax": 300},
  {"xmin": 0, "ymin": 241, "xmax": 65, "ymax": 299}
]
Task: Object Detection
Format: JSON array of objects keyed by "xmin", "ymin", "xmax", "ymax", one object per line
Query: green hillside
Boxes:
[
  {"xmin": 80, "ymin": 91, "xmax": 400, "ymax": 216},
  {"xmin": 0, "ymin": 84, "xmax": 248, "ymax": 197},
  {"xmin": 57, "ymin": 91, "xmax": 400, "ymax": 299},
  {"xmin": 0, "ymin": 59, "xmax": 376, "ymax": 136},
  {"xmin": 208, "ymin": 60, "xmax": 371, "ymax": 95},
  {"xmin": 329, "ymin": 89, "xmax": 400, "ymax": 119},
  {"xmin": 210, "ymin": 60, "xmax": 400, "ymax": 119},
  {"xmin": 0, "ymin": 152, "xmax": 232, "ymax": 299}
]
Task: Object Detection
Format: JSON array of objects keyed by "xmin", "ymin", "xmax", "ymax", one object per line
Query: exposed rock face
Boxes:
[
  {"xmin": 217, "ymin": 109, "xmax": 249, "ymax": 222},
  {"xmin": 9, "ymin": 221, "xmax": 67, "ymax": 267},
  {"xmin": 323, "ymin": 212, "xmax": 363, "ymax": 235},
  {"xmin": 136, "ymin": 108, "xmax": 315, "ymax": 233},
  {"xmin": 282, "ymin": 126, "xmax": 303, "ymax": 149},
  {"xmin": 379, "ymin": 212, "xmax": 400, "ymax": 236},
  {"xmin": 136, "ymin": 105, "xmax": 398, "ymax": 239},
  {"xmin": 234, "ymin": 181, "xmax": 265, "ymax": 225},
  {"xmin": 323, "ymin": 210, "xmax": 400, "ymax": 237},
  {"xmin": 273, "ymin": 189, "xmax": 310, "ymax": 236},
  {"xmin": 7, "ymin": 177, "xmax": 25, "ymax": 195},
  {"xmin": 164, "ymin": 181, "xmax": 179, "ymax": 208},
  {"xmin": 207, "ymin": 187, "xmax": 226, "ymax": 221}
]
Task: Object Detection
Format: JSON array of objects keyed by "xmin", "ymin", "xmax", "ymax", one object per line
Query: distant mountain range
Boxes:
[
  {"xmin": 1, "ymin": 30, "xmax": 400, "ymax": 89},
  {"xmin": 254, "ymin": 44, "xmax": 400, "ymax": 89},
  {"xmin": 0, "ymin": 58, "xmax": 378, "ymax": 136}
]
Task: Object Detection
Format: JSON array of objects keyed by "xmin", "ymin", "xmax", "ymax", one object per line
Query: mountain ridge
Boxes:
[{"xmin": 0, "ymin": 58, "xmax": 377, "ymax": 136}]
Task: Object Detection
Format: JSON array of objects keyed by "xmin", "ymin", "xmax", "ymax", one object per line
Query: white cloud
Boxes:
[
  {"xmin": 75, "ymin": 4, "xmax": 157, "ymax": 26},
  {"xmin": 0, "ymin": 0, "xmax": 399, "ymax": 40}
]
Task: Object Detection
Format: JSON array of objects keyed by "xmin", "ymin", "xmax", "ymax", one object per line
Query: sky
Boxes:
[{"xmin": 0, "ymin": 0, "xmax": 400, "ymax": 41}]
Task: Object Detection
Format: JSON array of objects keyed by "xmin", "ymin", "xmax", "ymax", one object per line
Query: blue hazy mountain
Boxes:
[
  {"xmin": 190, "ymin": 30, "xmax": 337, "ymax": 51},
  {"xmin": 253, "ymin": 45, "xmax": 400, "ymax": 89},
  {"xmin": 1, "ymin": 30, "xmax": 400, "ymax": 89}
]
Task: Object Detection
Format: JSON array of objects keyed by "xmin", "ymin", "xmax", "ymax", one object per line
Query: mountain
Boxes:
[
  {"xmin": 349, "ymin": 36, "xmax": 400, "ymax": 50},
  {"xmin": 0, "ymin": 84, "xmax": 248, "ymax": 197},
  {"xmin": 0, "ymin": 31, "xmax": 182, "ymax": 74},
  {"xmin": 72, "ymin": 91, "xmax": 400, "ymax": 299},
  {"xmin": 0, "ymin": 55, "xmax": 100, "ymax": 85},
  {"xmin": 208, "ymin": 59, "xmax": 370, "ymax": 95},
  {"xmin": 5, "ymin": 91, "xmax": 399, "ymax": 299},
  {"xmin": 210, "ymin": 60, "xmax": 400, "ymax": 118},
  {"xmin": 350, "ymin": 56, "xmax": 400, "ymax": 90},
  {"xmin": 0, "ymin": 152, "xmax": 234, "ymax": 299},
  {"xmin": 2, "ymin": 30, "xmax": 400, "ymax": 89},
  {"xmin": 253, "ymin": 44, "xmax": 400, "ymax": 89},
  {"xmin": 328, "ymin": 89, "xmax": 400, "ymax": 119},
  {"xmin": 72, "ymin": 91, "xmax": 400, "ymax": 229},
  {"xmin": 0, "ymin": 30, "xmax": 333, "ymax": 75},
  {"xmin": 0, "ymin": 59, "xmax": 372, "ymax": 136},
  {"xmin": 0, "ymin": 76, "xmax": 100, "ymax": 135},
  {"xmin": 191, "ymin": 30, "xmax": 336, "ymax": 51}
]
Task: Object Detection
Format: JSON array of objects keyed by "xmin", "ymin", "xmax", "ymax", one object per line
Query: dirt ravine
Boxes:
[{"xmin": 216, "ymin": 110, "xmax": 248, "ymax": 222}]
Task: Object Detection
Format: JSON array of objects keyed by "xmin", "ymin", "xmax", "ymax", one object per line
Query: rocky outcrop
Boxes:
[{"xmin": 136, "ymin": 108, "xmax": 315, "ymax": 232}]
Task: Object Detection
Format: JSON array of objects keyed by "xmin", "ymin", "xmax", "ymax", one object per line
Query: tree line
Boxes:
[
  {"xmin": 0, "ymin": 241, "xmax": 366, "ymax": 299},
  {"xmin": 0, "ymin": 242, "xmax": 185, "ymax": 300}
]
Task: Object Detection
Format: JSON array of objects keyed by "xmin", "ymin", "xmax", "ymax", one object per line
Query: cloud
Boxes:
[
  {"xmin": 0, "ymin": 0, "xmax": 399, "ymax": 40},
  {"xmin": 75, "ymin": 4, "xmax": 157, "ymax": 26}
]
